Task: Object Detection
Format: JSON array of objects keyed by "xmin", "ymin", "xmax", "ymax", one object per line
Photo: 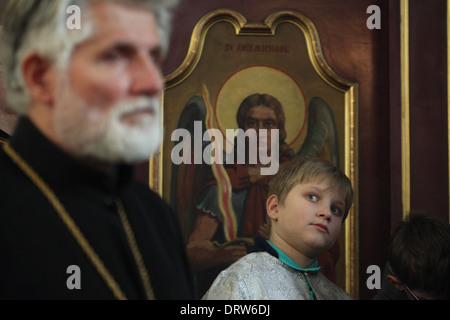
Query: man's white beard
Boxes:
[{"xmin": 53, "ymin": 81, "xmax": 162, "ymax": 164}]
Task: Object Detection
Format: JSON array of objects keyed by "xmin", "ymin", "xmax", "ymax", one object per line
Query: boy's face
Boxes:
[{"xmin": 267, "ymin": 178, "xmax": 345, "ymax": 262}]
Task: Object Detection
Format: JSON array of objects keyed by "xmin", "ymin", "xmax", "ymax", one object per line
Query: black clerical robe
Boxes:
[
  {"xmin": 0, "ymin": 129, "xmax": 9, "ymax": 145},
  {"xmin": 0, "ymin": 117, "xmax": 193, "ymax": 299}
]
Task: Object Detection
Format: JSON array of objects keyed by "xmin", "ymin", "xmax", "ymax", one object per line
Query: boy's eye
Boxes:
[
  {"xmin": 307, "ymin": 194, "xmax": 318, "ymax": 202},
  {"xmin": 331, "ymin": 206, "xmax": 344, "ymax": 216},
  {"xmin": 331, "ymin": 206, "xmax": 340, "ymax": 214}
]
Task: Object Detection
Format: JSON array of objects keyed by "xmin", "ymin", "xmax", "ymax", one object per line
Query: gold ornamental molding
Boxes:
[
  {"xmin": 400, "ymin": 0, "xmax": 411, "ymax": 220},
  {"xmin": 448, "ymin": 0, "xmax": 450, "ymax": 223}
]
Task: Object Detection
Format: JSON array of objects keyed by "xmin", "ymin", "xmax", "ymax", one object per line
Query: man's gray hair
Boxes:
[{"xmin": 0, "ymin": 0, "xmax": 179, "ymax": 114}]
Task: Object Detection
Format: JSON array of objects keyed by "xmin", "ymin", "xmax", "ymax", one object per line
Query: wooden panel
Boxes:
[{"xmin": 409, "ymin": 0, "xmax": 448, "ymax": 222}]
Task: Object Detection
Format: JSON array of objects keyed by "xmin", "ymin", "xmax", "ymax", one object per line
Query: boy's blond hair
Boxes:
[{"xmin": 268, "ymin": 157, "xmax": 353, "ymax": 219}]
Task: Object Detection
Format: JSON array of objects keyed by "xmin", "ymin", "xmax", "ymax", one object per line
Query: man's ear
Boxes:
[
  {"xmin": 22, "ymin": 53, "xmax": 56, "ymax": 106},
  {"xmin": 387, "ymin": 274, "xmax": 404, "ymax": 292},
  {"xmin": 266, "ymin": 194, "xmax": 279, "ymax": 221}
]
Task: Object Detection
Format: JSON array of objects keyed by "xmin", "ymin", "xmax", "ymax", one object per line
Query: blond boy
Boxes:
[{"xmin": 203, "ymin": 157, "xmax": 353, "ymax": 300}]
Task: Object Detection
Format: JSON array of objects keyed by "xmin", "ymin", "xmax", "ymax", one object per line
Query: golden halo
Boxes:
[{"xmin": 214, "ymin": 65, "xmax": 306, "ymax": 146}]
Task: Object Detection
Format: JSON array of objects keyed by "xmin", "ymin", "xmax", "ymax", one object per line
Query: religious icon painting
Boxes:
[{"xmin": 150, "ymin": 9, "xmax": 359, "ymax": 298}]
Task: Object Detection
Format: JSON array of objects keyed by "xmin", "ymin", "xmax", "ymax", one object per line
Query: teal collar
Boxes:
[{"xmin": 267, "ymin": 241, "xmax": 321, "ymax": 273}]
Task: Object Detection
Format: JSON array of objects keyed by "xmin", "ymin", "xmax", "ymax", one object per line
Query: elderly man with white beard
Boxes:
[{"xmin": 0, "ymin": 0, "xmax": 193, "ymax": 299}]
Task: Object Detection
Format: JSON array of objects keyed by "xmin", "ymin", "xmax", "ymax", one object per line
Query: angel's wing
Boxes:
[
  {"xmin": 294, "ymin": 97, "xmax": 340, "ymax": 166},
  {"xmin": 170, "ymin": 96, "xmax": 212, "ymax": 242}
]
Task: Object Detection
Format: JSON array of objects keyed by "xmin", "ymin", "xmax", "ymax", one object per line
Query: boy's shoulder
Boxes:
[
  {"xmin": 310, "ymin": 272, "xmax": 353, "ymax": 300},
  {"xmin": 203, "ymin": 251, "xmax": 353, "ymax": 300},
  {"xmin": 203, "ymin": 252, "xmax": 303, "ymax": 299},
  {"xmin": 202, "ymin": 251, "xmax": 281, "ymax": 299},
  {"xmin": 210, "ymin": 251, "xmax": 279, "ymax": 284}
]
